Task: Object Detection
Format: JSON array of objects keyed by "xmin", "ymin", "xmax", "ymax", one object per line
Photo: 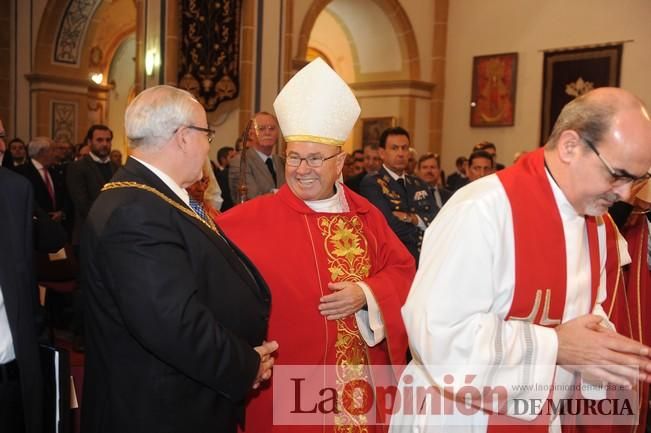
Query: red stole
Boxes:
[{"xmin": 488, "ymin": 148, "xmax": 601, "ymax": 432}]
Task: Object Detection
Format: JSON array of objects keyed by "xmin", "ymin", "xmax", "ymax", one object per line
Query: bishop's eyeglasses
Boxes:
[{"xmin": 286, "ymin": 152, "xmax": 341, "ymax": 168}]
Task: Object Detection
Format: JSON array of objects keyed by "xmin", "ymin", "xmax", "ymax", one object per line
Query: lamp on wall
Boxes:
[
  {"xmin": 145, "ymin": 49, "xmax": 160, "ymax": 76},
  {"xmin": 90, "ymin": 72, "xmax": 104, "ymax": 85}
]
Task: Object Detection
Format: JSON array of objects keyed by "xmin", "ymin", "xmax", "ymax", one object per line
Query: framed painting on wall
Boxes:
[
  {"xmin": 539, "ymin": 44, "xmax": 622, "ymax": 145},
  {"xmin": 470, "ymin": 52, "xmax": 518, "ymax": 127},
  {"xmin": 361, "ymin": 117, "xmax": 396, "ymax": 146}
]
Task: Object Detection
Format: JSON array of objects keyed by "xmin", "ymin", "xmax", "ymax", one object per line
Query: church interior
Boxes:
[{"xmin": 3, "ymin": 0, "xmax": 650, "ymax": 173}]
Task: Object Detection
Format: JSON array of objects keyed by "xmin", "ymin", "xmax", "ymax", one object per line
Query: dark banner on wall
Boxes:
[
  {"xmin": 540, "ymin": 44, "xmax": 622, "ymax": 145},
  {"xmin": 178, "ymin": 0, "xmax": 242, "ymax": 112}
]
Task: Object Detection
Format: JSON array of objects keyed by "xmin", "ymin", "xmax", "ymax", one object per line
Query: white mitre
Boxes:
[{"xmin": 273, "ymin": 58, "xmax": 361, "ymax": 146}]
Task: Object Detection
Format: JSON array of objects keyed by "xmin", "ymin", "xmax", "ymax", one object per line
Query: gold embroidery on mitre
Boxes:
[{"xmin": 318, "ymin": 215, "xmax": 371, "ymax": 433}]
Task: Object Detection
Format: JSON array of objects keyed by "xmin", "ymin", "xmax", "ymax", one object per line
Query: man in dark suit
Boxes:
[
  {"xmin": 344, "ymin": 143, "xmax": 382, "ymax": 193},
  {"xmin": 15, "ymin": 137, "xmax": 70, "ymax": 230},
  {"xmin": 80, "ymin": 85, "xmax": 277, "ymax": 433},
  {"xmin": 66, "ymin": 124, "xmax": 118, "ymax": 247},
  {"xmin": 229, "ymin": 112, "xmax": 286, "ymax": 203},
  {"xmin": 445, "ymin": 156, "xmax": 468, "ymax": 191},
  {"xmin": 416, "ymin": 152, "xmax": 453, "ymax": 209},
  {"xmin": 0, "ymin": 167, "xmax": 44, "ymax": 433},
  {"xmin": 360, "ymin": 127, "xmax": 437, "ymax": 262},
  {"xmin": 212, "ymin": 146, "xmax": 235, "ymax": 211}
]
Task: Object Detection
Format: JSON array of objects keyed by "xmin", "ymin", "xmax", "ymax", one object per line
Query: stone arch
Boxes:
[{"xmin": 296, "ymin": 0, "xmax": 420, "ymax": 81}]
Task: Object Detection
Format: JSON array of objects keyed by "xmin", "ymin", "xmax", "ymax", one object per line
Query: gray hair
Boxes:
[
  {"xmin": 28, "ymin": 136, "xmax": 53, "ymax": 158},
  {"xmin": 546, "ymin": 92, "xmax": 615, "ymax": 150},
  {"xmin": 125, "ymin": 85, "xmax": 200, "ymax": 151}
]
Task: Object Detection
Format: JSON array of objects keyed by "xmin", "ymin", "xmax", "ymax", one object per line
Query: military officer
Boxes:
[{"xmin": 360, "ymin": 126, "xmax": 437, "ymax": 262}]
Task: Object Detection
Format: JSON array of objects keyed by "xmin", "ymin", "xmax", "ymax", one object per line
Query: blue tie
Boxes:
[{"xmin": 189, "ymin": 198, "xmax": 209, "ymax": 222}]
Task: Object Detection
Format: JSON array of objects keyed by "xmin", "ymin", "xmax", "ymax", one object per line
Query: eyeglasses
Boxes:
[
  {"xmin": 286, "ymin": 152, "xmax": 341, "ymax": 168},
  {"xmin": 178, "ymin": 125, "xmax": 215, "ymax": 143},
  {"xmin": 581, "ymin": 135, "xmax": 651, "ymax": 187}
]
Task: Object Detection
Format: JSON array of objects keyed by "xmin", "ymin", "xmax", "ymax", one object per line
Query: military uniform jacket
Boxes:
[{"xmin": 360, "ymin": 166, "xmax": 437, "ymax": 261}]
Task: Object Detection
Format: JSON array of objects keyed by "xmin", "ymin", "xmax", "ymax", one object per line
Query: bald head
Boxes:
[
  {"xmin": 546, "ymin": 87, "xmax": 648, "ymax": 150},
  {"xmin": 544, "ymin": 87, "xmax": 651, "ymax": 216}
]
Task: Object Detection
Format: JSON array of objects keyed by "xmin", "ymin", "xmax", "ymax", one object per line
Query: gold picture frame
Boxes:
[{"xmin": 361, "ymin": 117, "xmax": 396, "ymax": 146}]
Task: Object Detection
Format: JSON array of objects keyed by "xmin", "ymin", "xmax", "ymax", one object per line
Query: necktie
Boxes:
[
  {"xmin": 265, "ymin": 158, "xmax": 277, "ymax": 187},
  {"xmin": 433, "ymin": 187, "xmax": 443, "ymax": 208},
  {"xmin": 42, "ymin": 167, "xmax": 56, "ymax": 208},
  {"xmin": 189, "ymin": 198, "xmax": 209, "ymax": 223},
  {"xmin": 397, "ymin": 177, "xmax": 406, "ymax": 193}
]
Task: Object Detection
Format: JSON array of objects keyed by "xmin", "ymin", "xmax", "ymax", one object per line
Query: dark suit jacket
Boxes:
[
  {"xmin": 213, "ymin": 163, "xmax": 234, "ymax": 211},
  {"xmin": 15, "ymin": 159, "xmax": 68, "ymax": 215},
  {"xmin": 229, "ymin": 148, "xmax": 285, "ymax": 203},
  {"xmin": 0, "ymin": 168, "xmax": 44, "ymax": 433},
  {"xmin": 80, "ymin": 158, "xmax": 270, "ymax": 433},
  {"xmin": 445, "ymin": 171, "xmax": 468, "ymax": 191},
  {"xmin": 344, "ymin": 169, "xmax": 368, "ymax": 194},
  {"xmin": 66, "ymin": 155, "xmax": 118, "ymax": 244},
  {"xmin": 430, "ymin": 185, "xmax": 453, "ymax": 207},
  {"xmin": 360, "ymin": 166, "xmax": 437, "ymax": 261}
]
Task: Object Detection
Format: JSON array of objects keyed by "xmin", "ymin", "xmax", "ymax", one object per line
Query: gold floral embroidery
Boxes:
[{"xmin": 318, "ymin": 216, "xmax": 371, "ymax": 433}]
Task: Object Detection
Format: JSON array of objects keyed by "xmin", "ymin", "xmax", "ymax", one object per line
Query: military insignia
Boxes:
[
  {"xmin": 414, "ymin": 190, "xmax": 428, "ymax": 201},
  {"xmin": 376, "ymin": 177, "xmax": 401, "ymax": 200}
]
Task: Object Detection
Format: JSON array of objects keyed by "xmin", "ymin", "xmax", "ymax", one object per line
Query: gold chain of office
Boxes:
[{"xmin": 101, "ymin": 181, "xmax": 218, "ymax": 233}]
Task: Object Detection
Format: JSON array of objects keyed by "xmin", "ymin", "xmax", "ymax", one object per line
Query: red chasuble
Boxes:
[
  {"xmin": 217, "ymin": 184, "xmax": 415, "ymax": 433},
  {"xmin": 489, "ymin": 148, "xmax": 602, "ymax": 432},
  {"xmin": 593, "ymin": 213, "xmax": 650, "ymax": 433}
]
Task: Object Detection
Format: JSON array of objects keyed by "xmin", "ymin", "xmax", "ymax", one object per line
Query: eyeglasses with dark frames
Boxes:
[
  {"xmin": 580, "ymin": 135, "xmax": 651, "ymax": 187},
  {"xmin": 177, "ymin": 125, "xmax": 215, "ymax": 143},
  {"xmin": 286, "ymin": 152, "xmax": 341, "ymax": 168}
]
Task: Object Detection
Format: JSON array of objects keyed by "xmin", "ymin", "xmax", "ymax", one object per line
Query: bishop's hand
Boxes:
[{"xmin": 318, "ymin": 281, "xmax": 367, "ymax": 320}]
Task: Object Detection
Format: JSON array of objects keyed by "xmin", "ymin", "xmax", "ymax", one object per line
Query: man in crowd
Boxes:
[
  {"xmin": 8, "ymin": 138, "xmax": 27, "ymax": 167},
  {"xmin": 474, "ymin": 141, "xmax": 505, "ymax": 170},
  {"xmin": 109, "ymin": 149, "xmax": 123, "ymax": 167},
  {"xmin": 213, "ymin": 146, "xmax": 235, "ymax": 210},
  {"xmin": 345, "ymin": 143, "xmax": 382, "ymax": 193},
  {"xmin": 0, "ymin": 120, "xmax": 11, "ymax": 168},
  {"xmin": 360, "ymin": 127, "xmax": 438, "ymax": 261},
  {"xmin": 416, "ymin": 153, "xmax": 452, "ymax": 210},
  {"xmin": 390, "ymin": 87, "xmax": 651, "ymax": 432},
  {"xmin": 467, "ymin": 149, "xmax": 494, "ymax": 182},
  {"xmin": 15, "ymin": 137, "xmax": 68, "ymax": 226},
  {"xmin": 81, "ymin": 85, "xmax": 276, "ymax": 433},
  {"xmin": 67, "ymin": 124, "xmax": 119, "ymax": 247},
  {"xmin": 219, "ymin": 58, "xmax": 414, "ymax": 433},
  {"xmin": 229, "ymin": 112, "xmax": 285, "ymax": 203},
  {"xmin": 446, "ymin": 155, "xmax": 468, "ymax": 191},
  {"xmin": 0, "ymin": 166, "xmax": 44, "ymax": 433}
]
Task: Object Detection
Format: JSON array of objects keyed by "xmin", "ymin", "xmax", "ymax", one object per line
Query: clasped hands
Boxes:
[
  {"xmin": 253, "ymin": 340, "xmax": 278, "ymax": 389},
  {"xmin": 555, "ymin": 314, "xmax": 651, "ymax": 388}
]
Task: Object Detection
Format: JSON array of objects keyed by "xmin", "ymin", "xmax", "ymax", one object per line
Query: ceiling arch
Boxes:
[{"xmin": 297, "ymin": 0, "xmax": 420, "ymax": 82}]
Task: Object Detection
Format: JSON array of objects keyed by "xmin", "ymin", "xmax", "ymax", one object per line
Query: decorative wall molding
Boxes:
[
  {"xmin": 51, "ymin": 100, "xmax": 78, "ymax": 144},
  {"xmin": 350, "ymin": 80, "xmax": 434, "ymax": 99},
  {"xmin": 53, "ymin": 0, "xmax": 102, "ymax": 66}
]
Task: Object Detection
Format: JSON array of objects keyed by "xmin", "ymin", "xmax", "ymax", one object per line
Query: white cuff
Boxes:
[{"xmin": 354, "ymin": 282, "xmax": 385, "ymax": 346}]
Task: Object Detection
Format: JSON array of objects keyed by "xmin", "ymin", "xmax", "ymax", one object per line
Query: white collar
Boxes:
[
  {"xmin": 383, "ymin": 164, "xmax": 405, "ymax": 182},
  {"xmin": 545, "ymin": 167, "xmax": 580, "ymax": 219},
  {"xmin": 304, "ymin": 182, "xmax": 350, "ymax": 213},
  {"xmin": 32, "ymin": 158, "xmax": 45, "ymax": 170},
  {"xmin": 130, "ymin": 156, "xmax": 191, "ymax": 206},
  {"xmin": 89, "ymin": 151, "xmax": 111, "ymax": 164}
]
